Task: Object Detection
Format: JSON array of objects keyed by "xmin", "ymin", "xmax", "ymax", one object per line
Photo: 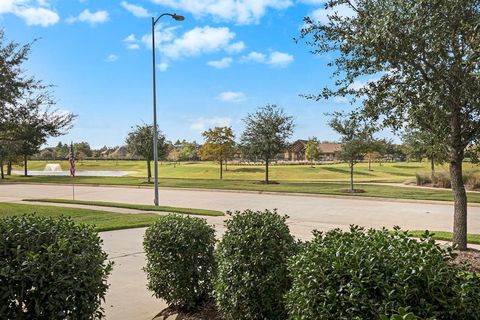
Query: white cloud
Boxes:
[
  {"xmin": 126, "ymin": 43, "xmax": 140, "ymax": 50},
  {"xmin": 121, "ymin": 1, "xmax": 151, "ymax": 18},
  {"xmin": 160, "ymin": 26, "xmax": 236, "ymax": 60},
  {"xmin": 158, "ymin": 62, "xmax": 169, "ymax": 71},
  {"xmin": 242, "ymin": 51, "xmax": 266, "ymax": 63},
  {"xmin": 226, "ymin": 41, "xmax": 246, "ymax": 53},
  {"xmin": 67, "ymin": 9, "xmax": 109, "ymax": 25},
  {"xmin": 267, "ymin": 51, "xmax": 294, "ymax": 67},
  {"xmin": 141, "ymin": 26, "xmax": 179, "ymax": 48},
  {"xmin": 150, "ymin": 0, "xmax": 292, "ymax": 24},
  {"xmin": 217, "ymin": 91, "xmax": 246, "ymax": 102},
  {"xmin": 0, "ymin": 0, "xmax": 59, "ymax": 27},
  {"xmin": 310, "ymin": 3, "xmax": 356, "ymax": 24},
  {"xmin": 105, "ymin": 54, "xmax": 119, "ymax": 62},
  {"xmin": 242, "ymin": 50, "xmax": 293, "ymax": 67},
  {"xmin": 123, "ymin": 33, "xmax": 141, "ymax": 49},
  {"xmin": 207, "ymin": 57, "xmax": 233, "ymax": 69},
  {"xmin": 190, "ymin": 117, "xmax": 232, "ymax": 132}
]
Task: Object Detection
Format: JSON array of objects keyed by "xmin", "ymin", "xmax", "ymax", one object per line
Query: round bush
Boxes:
[
  {"xmin": 0, "ymin": 214, "xmax": 112, "ymax": 319},
  {"xmin": 286, "ymin": 227, "xmax": 480, "ymax": 320},
  {"xmin": 143, "ymin": 214, "xmax": 216, "ymax": 310},
  {"xmin": 215, "ymin": 209, "xmax": 297, "ymax": 320}
]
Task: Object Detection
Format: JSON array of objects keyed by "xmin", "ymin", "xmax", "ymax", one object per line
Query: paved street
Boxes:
[{"xmin": 1, "ymin": 183, "xmax": 480, "ymax": 319}]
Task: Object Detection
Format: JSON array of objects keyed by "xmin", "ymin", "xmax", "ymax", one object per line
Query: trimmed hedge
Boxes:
[
  {"xmin": 143, "ymin": 214, "xmax": 216, "ymax": 310},
  {"xmin": 286, "ymin": 227, "xmax": 480, "ymax": 320},
  {"xmin": 215, "ymin": 209, "xmax": 297, "ymax": 320},
  {"xmin": 0, "ymin": 214, "xmax": 112, "ymax": 319}
]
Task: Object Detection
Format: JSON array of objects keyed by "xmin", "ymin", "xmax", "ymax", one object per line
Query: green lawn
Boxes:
[
  {"xmin": 23, "ymin": 199, "xmax": 223, "ymax": 216},
  {"xmin": 4, "ymin": 175, "xmax": 480, "ymax": 203},
  {"xmin": 406, "ymin": 230, "xmax": 480, "ymax": 245},
  {"xmin": 12, "ymin": 159, "xmax": 480, "ymax": 183},
  {"xmin": 0, "ymin": 202, "xmax": 164, "ymax": 232}
]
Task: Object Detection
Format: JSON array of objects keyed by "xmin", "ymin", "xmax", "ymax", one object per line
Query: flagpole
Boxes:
[{"xmin": 70, "ymin": 141, "xmax": 75, "ymax": 200}]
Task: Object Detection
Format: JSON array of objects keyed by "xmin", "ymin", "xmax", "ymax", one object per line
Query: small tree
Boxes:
[
  {"xmin": 200, "ymin": 127, "xmax": 235, "ymax": 180},
  {"xmin": 240, "ymin": 105, "xmax": 295, "ymax": 184},
  {"xmin": 13, "ymin": 95, "xmax": 74, "ymax": 176},
  {"xmin": 305, "ymin": 137, "xmax": 320, "ymax": 167},
  {"xmin": 329, "ymin": 112, "xmax": 374, "ymax": 192},
  {"xmin": 126, "ymin": 124, "xmax": 166, "ymax": 183},
  {"xmin": 402, "ymin": 129, "xmax": 447, "ymax": 181}
]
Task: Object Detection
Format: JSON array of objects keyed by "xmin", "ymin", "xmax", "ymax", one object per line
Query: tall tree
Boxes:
[
  {"xmin": 329, "ymin": 112, "xmax": 374, "ymax": 192},
  {"xmin": 125, "ymin": 124, "xmax": 166, "ymax": 183},
  {"xmin": 402, "ymin": 129, "xmax": 448, "ymax": 180},
  {"xmin": 305, "ymin": 137, "xmax": 321, "ymax": 167},
  {"xmin": 200, "ymin": 127, "xmax": 235, "ymax": 180},
  {"xmin": 240, "ymin": 105, "xmax": 295, "ymax": 184},
  {"xmin": 301, "ymin": 0, "xmax": 479, "ymax": 249}
]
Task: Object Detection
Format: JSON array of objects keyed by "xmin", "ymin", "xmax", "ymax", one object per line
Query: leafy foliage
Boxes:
[
  {"xmin": 125, "ymin": 124, "xmax": 166, "ymax": 182},
  {"xmin": 240, "ymin": 105, "xmax": 294, "ymax": 183},
  {"xmin": 0, "ymin": 214, "xmax": 112, "ymax": 319},
  {"xmin": 301, "ymin": 0, "xmax": 480, "ymax": 249},
  {"xmin": 329, "ymin": 112, "xmax": 376, "ymax": 190},
  {"xmin": 305, "ymin": 137, "xmax": 320, "ymax": 164},
  {"xmin": 143, "ymin": 214, "xmax": 216, "ymax": 310},
  {"xmin": 200, "ymin": 127, "xmax": 235, "ymax": 179},
  {"xmin": 215, "ymin": 209, "xmax": 297, "ymax": 320},
  {"xmin": 286, "ymin": 226, "xmax": 480, "ymax": 319}
]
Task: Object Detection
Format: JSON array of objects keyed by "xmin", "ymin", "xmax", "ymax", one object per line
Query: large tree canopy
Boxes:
[
  {"xmin": 302, "ymin": 0, "xmax": 480, "ymax": 249},
  {"xmin": 240, "ymin": 104, "xmax": 294, "ymax": 184},
  {"xmin": 125, "ymin": 124, "xmax": 166, "ymax": 183}
]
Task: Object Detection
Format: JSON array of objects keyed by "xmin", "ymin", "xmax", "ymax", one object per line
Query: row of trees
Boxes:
[{"xmin": 0, "ymin": 31, "xmax": 74, "ymax": 178}]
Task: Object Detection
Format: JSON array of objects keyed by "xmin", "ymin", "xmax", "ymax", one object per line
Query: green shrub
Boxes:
[
  {"xmin": 143, "ymin": 214, "xmax": 216, "ymax": 310},
  {"xmin": 433, "ymin": 171, "xmax": 451, "ymax": 188},
  {"xmin": 415, "ymin": 172, "xmax": 431, "ymax": 186},
  {"xmin": 286, "ymin": 226, "xmax": 480, "ymax": 320},
  {"xmin": 215, "ymin": 209, "xmax": 297, "ymax": 320},
  {"xmin": 0, "ymin": 214, "xmax": 112, "ymax": 319}
]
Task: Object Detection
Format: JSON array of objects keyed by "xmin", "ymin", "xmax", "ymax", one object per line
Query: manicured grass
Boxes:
[
  {"xmin": 0, "ymin": 202, "xmax": 163, "ymax": 232},
  {"xmin": 23, "ymin": 199, "xmax": 224, "ymax": 216},
  {"xmin": 12, "ymin": 159, "xmax": 480, "ymax": 183},
  {"xmin": 407, "ymin": 230, "xmax": 480, "ymax": 245},
  {"xmin": 4, "ymin": 175, "xmax": 480, "ymax": 203}
]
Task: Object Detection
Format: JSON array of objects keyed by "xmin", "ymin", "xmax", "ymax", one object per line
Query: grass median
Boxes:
[
  {"xmin": 0, "ymin": 202, "xmax": 164, "ymax": 232},
  {"xmin": 22, "ymin": 199, "xmax": 224, "ymax": 216}
]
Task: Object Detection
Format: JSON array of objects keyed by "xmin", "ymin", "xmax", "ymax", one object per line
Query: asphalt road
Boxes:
[{"xmin": 2, "ymin": 183, "xmax": 480, "ymax": 319}]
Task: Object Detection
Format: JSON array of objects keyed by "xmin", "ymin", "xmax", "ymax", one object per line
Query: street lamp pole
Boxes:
[{"xmin": 151, "ymin": 13, "xmax": 184, "ymax": 206}]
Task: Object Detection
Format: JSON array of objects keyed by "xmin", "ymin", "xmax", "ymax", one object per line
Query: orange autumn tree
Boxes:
[{"xmin": 200, "ymin": 127, "xmax": 235, "ymax": 180}]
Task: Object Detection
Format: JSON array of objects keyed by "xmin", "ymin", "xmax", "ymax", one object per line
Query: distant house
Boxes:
[
  {"xmin": 108, "ymin": 146, "xmax": 128, "ymax": 159},
  {"xmin": 279, "ymin": 139, "xmax": 342, "ymax": 162}
]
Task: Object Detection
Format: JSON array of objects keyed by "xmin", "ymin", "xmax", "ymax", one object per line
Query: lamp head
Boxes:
[{"xmin": 172, "ymin": 14, "xmax": 185, "ymax": 21}]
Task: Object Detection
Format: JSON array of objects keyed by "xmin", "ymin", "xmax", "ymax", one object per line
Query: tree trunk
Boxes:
[
  {"xmin": 450, "ymin": 104, "xmax": 468, "ymax": 250},
  {"xmin": 219, "ymin": 160, "xmax": 223, "ymax": 180},
  {"xmin": 450, "ymin": 150, "xmax": 467, "ymax": 250},
  {"xmin": 0, "ymin": 160, "xmax": 4, "ymax": 179},
  {"xmin": 23, "ymin": 154, "xmax": 28, "ymax": 177},
  {"xmin": 368, "ymin": 157, "xmax": 371, "ymax": 171},
  {"xmin": 430, "ymin": 156, "xmax": 436, "ymax": 182},
  {"xmin": 147, "ymin": 159, "xmax": 151, "ymax": 183},
  {"xmin": 350, "ymin": 161, "xmax": 354, "ymax": 191},
  {"xmin": 7, "ymin": 161, "xmax": 12, "ymax": 175},
  {"xmin": 265, "ymin": 158, "xmax": 269, "ymax": 184}
]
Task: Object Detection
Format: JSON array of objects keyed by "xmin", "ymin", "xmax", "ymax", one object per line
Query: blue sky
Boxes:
[{"xmin": 2, "ymin": 0, "xmax": 379, "ymax": 148}]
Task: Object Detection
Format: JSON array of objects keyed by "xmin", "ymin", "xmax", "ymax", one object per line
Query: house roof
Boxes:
[
  {"xmin": 318, "ymin": 143, "xmax": 342, "ymax": 154},
  {"xmin": 287, "ymin": 140, "xmax": 342, "ymax": 154}
]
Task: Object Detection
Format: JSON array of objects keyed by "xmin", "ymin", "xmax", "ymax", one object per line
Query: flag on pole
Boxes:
[{"xmin": 68, "ymin": 142, "xmax": 76, "ymax": 177}]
